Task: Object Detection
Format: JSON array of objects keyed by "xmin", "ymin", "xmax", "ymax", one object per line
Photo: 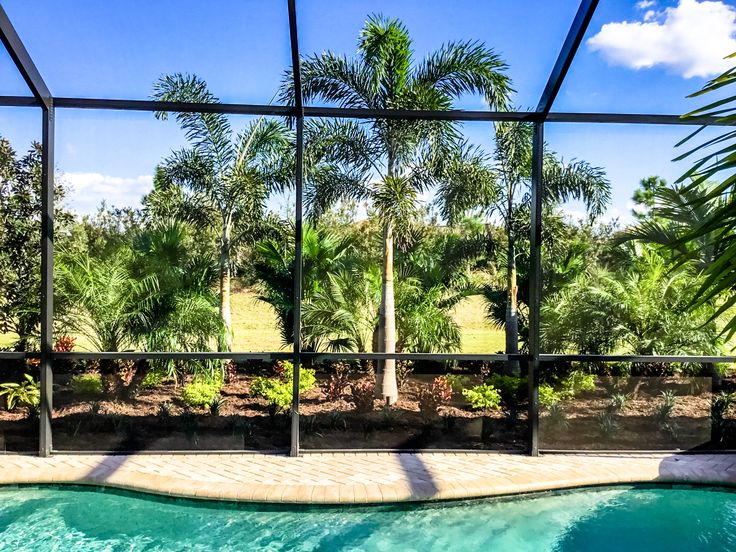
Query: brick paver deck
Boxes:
[{"xmin": 0, "ymin": 452, "xmax": 734, "ymax": 504}]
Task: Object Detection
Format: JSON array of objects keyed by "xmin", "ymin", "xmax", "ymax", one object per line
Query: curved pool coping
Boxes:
[{"xmin": 0, "ymin": 452, "xmax": 734, "ymax": 504}]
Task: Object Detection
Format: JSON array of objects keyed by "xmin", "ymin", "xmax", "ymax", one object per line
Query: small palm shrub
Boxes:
[
  {"xmin": 69, "ymin": 373, "xmax": 103, "ymax": 396},
  {"xmin": 181, "ymin": 379, "xmax": 223, "ymax": 409},
  {"xmin": 609, "ymin": 392, "xmax": 631, "ymax": 412},
  {"xmin": 712, "ymin": 391, "xmax": 735, "ymax": 443},
  {"xmin": 656, "ymin": 390, "xmax": 677, "ymax": 425},
  {"xmin": 596, "ymin": 410, "xmax": 618, "ymax": 438},
  {"xmin": 0, "ymin": 374, "xmax": 40, "ymax": 412}
]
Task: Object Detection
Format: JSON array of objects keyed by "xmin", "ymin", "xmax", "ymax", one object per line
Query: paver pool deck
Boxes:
[{"xmin": 1, "ymin": 452, "xmax": 736, "ymax": 503}]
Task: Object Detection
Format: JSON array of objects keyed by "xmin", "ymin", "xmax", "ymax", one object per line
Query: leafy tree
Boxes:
[
  {"xmin": 438, "ymin": 121, "xmax": 611, "ymax": 374},
  {"xmin": 281, "ymin": 14, "xmax": 511, "ymax": 402},
  {"xmin": 151, "ymin": 74, "xmax": 293, "ymax": 349},
  {"xmin": 0, "ymin": 138, "xmax": 70, "ymax": 351}
]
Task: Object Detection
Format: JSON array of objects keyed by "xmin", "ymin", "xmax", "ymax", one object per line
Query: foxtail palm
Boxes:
[
  {"xmin": 438, "ymin": 121, "xmax": 611, "ymax": 374},
  {"xmin": 152, "ymin": 74, "xmax": 292, "ymax": 349},
  {"xmin": 281, "ymin": 14, "xmax": 511, "ymax": 403}
]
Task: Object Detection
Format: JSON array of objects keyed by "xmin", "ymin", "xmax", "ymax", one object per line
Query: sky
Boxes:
[{"xmin": 0, "ymin": 0, "xmax": 735, "ymax": 223}]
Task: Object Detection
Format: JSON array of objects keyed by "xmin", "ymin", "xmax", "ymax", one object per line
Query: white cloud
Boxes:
[
  {"xmin": 61, "ymin": 172, "xmax": 153, "ymax": 215},
  {"xmin": 636, "ymin": 0, "xmax": 657, "ymax": 9},
  {"xmin": 588, "ymin": 0, "xmax": 736, "ymax": 78}
]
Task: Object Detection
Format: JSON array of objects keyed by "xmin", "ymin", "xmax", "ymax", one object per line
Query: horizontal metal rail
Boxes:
[
  {"xmin": 3, "ymin": 351, "xmax": 734, "ymax": 363},
  {"xmin": 540, "ymin": 354, "xmax": 736, "ymax": 363},
  {"xmin": 49, "ymin": 351, "xmax": 291, "ymax": 361},
  {"xmin": 0, "ymin": 95, "xmax": 732, "ymax": 126}
]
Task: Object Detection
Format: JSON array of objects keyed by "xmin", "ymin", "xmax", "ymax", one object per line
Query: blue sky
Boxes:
[{"xmin": 0, "ymin": 0, "xmax": 735, "ymax": 222}]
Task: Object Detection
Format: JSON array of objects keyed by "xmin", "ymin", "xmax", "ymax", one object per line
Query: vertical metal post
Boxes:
[
  {"xmin": 527, "ymin": 122, "xmax": 544, "ymax": 457},
  {"xmin": 287, "ymin": 0, "xmax": 304, "ymax": 457},
  {"xmin": 39, "ymin": 103, "xmax": 54, "ymax": 456}
]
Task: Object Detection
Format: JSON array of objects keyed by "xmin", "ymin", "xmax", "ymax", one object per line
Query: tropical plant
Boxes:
[
  {"xmin": 666, "ymin": 53, "xmax": 736, "ymax": 336},
  {"xmin": 181, "ymin": 379, "xmax": 223, "ymax": 409},
  {"xmin": 128, "ymin": 220, "xmax": 227, "ymax": 369},
  {"xmin": 250, "ymin": 363, "xmax": 316, "ymax": 417},
  {"xmin": 0, "ymin": 373, "xmax": 40, "ymax": 411},
  {"xmin": 462, "ymin": 384, "xmax": 502, "ymax": 412},
  {"xmin": 541, "ymin": 247, "xmax": 721, "ymax": 355},
  {"xmin": 152, "ymin": 73, "xmax": 293, "ymax": 349},
  {"xmin": 619, "ymin": 177, "xmax": 727, "ymax": 270},
  {"xmin": 417, "ymin": 376, "xmax": 453, "ymax": 421},
  {"xmin": 253, "ymin": 224, "xmax": 353, "ymax": 348},
  {"xmin": 282, "ymin": 14, "xmax": 511, "ymax": 403},
  {"xmin": 55, "ymin": 251, "xmax": 156, "ymax": 352},
  {"xmin": 69, "ymin": 373, "xmax": 103, "ymax": 396},
  {"xmin": 437, "ymin": 121, "xmax": 611, "ymax": 374}
]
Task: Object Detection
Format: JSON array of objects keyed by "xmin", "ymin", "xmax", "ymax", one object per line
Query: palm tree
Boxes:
[
  {"xmin": 281, "ymin": 14, "xmax": 511, "ymax": 403},
  {"xmin": 541, "ymin": 246, "xmax": 721, "ymax": 356},
  {"xmin": 55, "ymin": 250, "xmax": 155, "ymax": 352},
  {"xmin": 152, "ymin": 74, "xmax": 292, "ymax": 349},
  {"xmin": 253, "ymin": 224, "xmax": 353, "ymax": 349},
  {"xmin": 617, "ymin": 180, "xmax": 726, "ymax": 270},
  {"xmin": 438, "ymin": 121, "xmax": 611, "ymax": 374}
]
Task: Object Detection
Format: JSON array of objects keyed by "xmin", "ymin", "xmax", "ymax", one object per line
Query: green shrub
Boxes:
[
  {"xmin": 141, "ymin": 368, "xmax": 166, "ymax": 389},
  {"xmin": 181, "ymin": 379, "xmax": 223, "ymax": 408},
  {"xmin": 445, "ymin": 374, "xmax": 471, "ymax": 393},
  {"xmin": 462, "ymin": 384, "xmax": 502, "ymax": 412},
  {"xmin": 559, "ymin": 370, "xmax": 596, "ymax": 399},
  {"xmin": 0, "ymin": 374, "xmax": 40, "ymax": 411},
  {"xmin": 69, "ymin": 373, "xmax": 103, "ymax": 396},
  {"xmin": 539, "ymin": 383, "xmax": 561, "ymax": 408},
  {"xmin": 251, "ymin": 364, "xmax": 316, "ymax": 414},
  {"xmin": 488, "ymin": 374, "xmax": 527, "ymax": 405}
]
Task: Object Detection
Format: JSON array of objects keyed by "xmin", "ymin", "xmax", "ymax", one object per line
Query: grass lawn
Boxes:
[{"xmin": 0, "ymin": 289, "xmax": 505, "ymax": 354}]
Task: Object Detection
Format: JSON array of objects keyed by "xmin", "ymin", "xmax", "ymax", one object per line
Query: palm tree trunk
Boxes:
[
  {"xmin": 376, "ymin": 221, "xmax": 398, "ymax": 404},
  {"xmin": 219, "ymin": 225, "xmax": 233, "ymax": 352},
  {"xmin": 505, "ymin": 237, "xmax": 520, "ymax": 376}
]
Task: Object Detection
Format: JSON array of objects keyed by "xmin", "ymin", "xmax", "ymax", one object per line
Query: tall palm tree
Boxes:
[
  {"xmin": 281, "ymin": 14, "xmax": 511, "ymax": 403},
  {"xmin": 437, "ymin": 121, "xmax": 611, "ymax": 374},
  {"xmin": 152, "ymin": 74, "xmax": 292, "ymax": 350}
]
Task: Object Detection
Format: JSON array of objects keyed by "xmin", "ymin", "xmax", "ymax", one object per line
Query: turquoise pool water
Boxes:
[{"xmin": 0, "ymin": 485, "xmax": 734, "ymax": 551}]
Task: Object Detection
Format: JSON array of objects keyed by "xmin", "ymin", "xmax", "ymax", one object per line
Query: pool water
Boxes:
[{"xmin": 0, "ymin": 485, "xmax": 734, "ymax": 551}]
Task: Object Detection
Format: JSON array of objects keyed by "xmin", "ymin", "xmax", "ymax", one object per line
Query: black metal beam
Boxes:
[
  {"xmin": 301, "ymin": 352, "xmax": 531, "ymax": 362},
  {"xmin": 2, "ymin": 97, "xmax": 731, "ymax": 127},
  {"xmin": 288, "ymin": 0, "xmax": 304, "ymax": 458},
  {"xmin": 546, "ymin": 112, "xmax": 732, "ymax": 125},
  {"xmin": 527, "ymin": 122, "xmax": 544, "ymax": 457},
  {"xmin": 537, "ymin": 0, "xmax": 599, "ymax": 117},
  {"xmin": 0, "ymin": 5, "xmax": 51, "ymax": 108},
  {"xmin": 540, "ymin": 354, "xmax": 736, "ymax": 363},
  {"xmin": 50, "ymin": 351, "xmax": 291, "ymax": 361},
  {"xmin": 39, "ymin": 104, "xmax": 54, "ymax": 457},
  {"xmin": 53, "ymin": 97, "xmax": 293, "ymax": 116}
]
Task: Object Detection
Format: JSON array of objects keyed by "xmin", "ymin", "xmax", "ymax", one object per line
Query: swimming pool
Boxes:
[{"xmin": 0, "ymin": 485, "xmax": 733, "ymax": 551}]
